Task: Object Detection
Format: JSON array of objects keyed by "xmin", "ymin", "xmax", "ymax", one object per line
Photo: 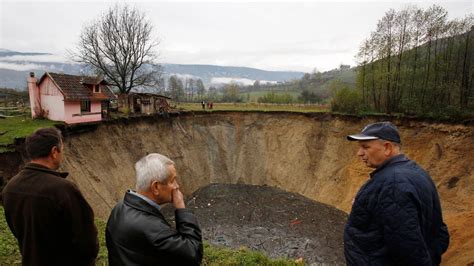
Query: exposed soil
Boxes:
[
  {"xmin": 1, "ymin": 112, "xmax": 473, "ymax": 265},
  {"xmin": 162, "ymin": 183, "xmax": 347, "ymax": 265}
]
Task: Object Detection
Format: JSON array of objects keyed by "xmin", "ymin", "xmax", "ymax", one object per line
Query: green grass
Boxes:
[
  {"xmin": 177, "ymin": 102, "xmax": 329, "ymax": 113},
  {"xmin": 0, "ymin": 206, "xmax": 21, "ymax": 264},
  {"xmin": 239, "ymin": 91, "xmax": 302, "ymax": 102},
  {"xmin": 202, "ymin": 243, "xmax": 300, "ymax": 266},
  {"xmin": 1, "ymin": 206, "xmax": 300, "ymax": 265},
  {"xmin": 0, "ymin": 116, "xmax": 60, "ymax": 152}
]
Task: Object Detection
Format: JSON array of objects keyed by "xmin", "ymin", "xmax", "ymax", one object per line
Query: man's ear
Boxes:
[
  {"xmin": 50, "ymin": 146, "xmax": 59, "ymax": 158},
  {"xmin": 150, "ymin": 181, "xmax": 160, "ymax": 196},
  {"xmin": 383, "ymin": 141, "xmax": 394, "ymax": 156}
]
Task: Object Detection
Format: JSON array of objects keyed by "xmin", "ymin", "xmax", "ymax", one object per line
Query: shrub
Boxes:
[
  {"xmin": 257, "ymin": 92, "xmax": 294, "ymax": 104},
  {"xmin": 330, "ymin": 86, "xmax": 361, "ymax": 114}
]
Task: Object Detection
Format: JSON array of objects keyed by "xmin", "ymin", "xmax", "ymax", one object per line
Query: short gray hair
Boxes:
[
  {"xmin": 377, "ymin": 139, "xmax": 402, "ymax": 149},
  {"xmin": 135, "ymin": 153, "xmax": 174, "ymax": 191}
]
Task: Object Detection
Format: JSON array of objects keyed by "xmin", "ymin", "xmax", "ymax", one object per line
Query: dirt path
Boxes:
[{"xmin": 162, "ymin": 183, "xmax": 347, "ymax": 264}]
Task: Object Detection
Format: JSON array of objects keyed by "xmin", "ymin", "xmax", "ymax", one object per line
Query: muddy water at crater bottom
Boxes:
[{"xmin": 162, "ymin": 183, "xmax": 347, "ymax": 264}]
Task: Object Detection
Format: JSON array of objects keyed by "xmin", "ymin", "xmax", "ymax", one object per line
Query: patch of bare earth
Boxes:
[{"xmin": 162, "ymin": 183, "xmax": 347, "ymax": 264}]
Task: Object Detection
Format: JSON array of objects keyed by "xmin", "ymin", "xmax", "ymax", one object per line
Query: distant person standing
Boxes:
[
  {"xmin": 201, "ymin": 100, "xmax": 206, "ymax": 109},
  {"xmin": 344, "ymin": 122, "xmax": 449, "ymax": 265},
  {"xmin": 2, "ymin": 128, "xmax": 99, "ymax": 266},
  {"xmin": 106, "ymin": 153, "xmax": 203, "ymax": 265}
]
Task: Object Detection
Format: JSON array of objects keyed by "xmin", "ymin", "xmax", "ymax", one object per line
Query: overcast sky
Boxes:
[{"xmin": 0, "ymin": 0, "xmax": 472, "ymax": 72}]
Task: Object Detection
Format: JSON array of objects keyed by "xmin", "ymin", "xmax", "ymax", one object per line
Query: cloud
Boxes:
[
  {"xmin": 0, "ymin": 54, "xmax": 69, "ymax": 63},
  {"xmin": 0, "ymin": 62, "xmax": 49, "ymax": 71},
  {"xmin": 168, "ymin": 73, "xmax": 200, "ymax": 80},
  {"xmin": 210, "ymin": 77, "xmax": 277, "ymax": 86}
]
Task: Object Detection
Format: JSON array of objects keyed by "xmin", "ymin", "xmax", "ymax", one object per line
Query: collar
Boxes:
[
  {"xmin": 24, "ymin": 162, "xmax": 69, "ymax": 178},
  {"xmin": 128, "ymin": 190, "xmax": 161, "ymax": 211},
  {"xmin": 369, "ymin": 154, "xmax": 408, "ymax": 178},
  {"xmin": 123, "ymin": 190, "xmax": 166, "ymax": 220}
]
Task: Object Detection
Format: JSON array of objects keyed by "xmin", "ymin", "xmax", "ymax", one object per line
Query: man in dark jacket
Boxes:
[
  {"xmin": 2, "ymin": 128, "xmax": 99, "ymax": 266},
  {"xmin": 106, "ymin": 153, "xmax": 203, "ymax": 266},
  {"xmin": 344, "ymin": 121, "xmax": 449, "ymax": 265}
]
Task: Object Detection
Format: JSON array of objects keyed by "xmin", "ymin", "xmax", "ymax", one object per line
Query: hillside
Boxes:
[{"xmin": 240, "ymin": 66, "xmax": 357, "ymax": 102}]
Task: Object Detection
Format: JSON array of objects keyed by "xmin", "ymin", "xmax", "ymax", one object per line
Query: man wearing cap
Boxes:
[{"xmin": 344, "ymin": 121, "xmax": 449, "ymax": 265}]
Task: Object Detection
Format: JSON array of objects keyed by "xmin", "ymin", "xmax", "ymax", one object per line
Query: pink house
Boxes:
[{"xmin": 27, "ymin": 72, "xmax": 116, "ymax": 124}]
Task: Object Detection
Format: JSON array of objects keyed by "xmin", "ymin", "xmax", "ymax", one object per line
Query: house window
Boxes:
[
  {"xmin": 94, "ymin": 85, "xmax": 100, "ymax": 93},
  {"xmin": 81, "ymin": 100, "xmax": 91, "ymax": 113}
]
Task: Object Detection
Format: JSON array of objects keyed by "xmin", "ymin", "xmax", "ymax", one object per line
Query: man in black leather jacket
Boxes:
[
  {"xmin": 344, "ymin": 122, "xmax": 449, "ymax": 265},
  {"xmin": 106, "ymin": 153, "xmax": 203, "ymax": 266}
]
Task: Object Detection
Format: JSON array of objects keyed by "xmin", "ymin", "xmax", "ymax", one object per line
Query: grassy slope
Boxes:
[
  {"xmin": 0, "ymin": 116, "xmax": 59, "ymax": 152},
  {"xmin": 0, "ymin": 207, "xmax": 299, "ymax": 265}
]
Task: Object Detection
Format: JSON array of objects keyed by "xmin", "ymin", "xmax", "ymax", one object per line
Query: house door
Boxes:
[{"xmin": 101, "ymin": 101, "xmax": 109, "ymax": 119}]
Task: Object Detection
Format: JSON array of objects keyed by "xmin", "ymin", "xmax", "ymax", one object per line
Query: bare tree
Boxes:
[
  {"xmin": 376, "ymin": 9, "xmax": 396, "ymax": 113},
  {"xmin": 460, "ymin": 17, "xmax": 474, "ymax": 109},
  {"xmin": 421, "ymin": 5, "xmax": 447, "ymax": 105},
  {"xmin": 196, "ymin": 79, "xmax": 205, "ymax": 100},
  {"xmin": 409, "ymin": 8, "xmax": 425, "ymax": 102},
  {"xmin": 393, "ymin": 7, "xmax": 413, "ymax": 110},
  {"xmin": 73, "ymin": 4, "xmax": 161, "ymax": 94}
]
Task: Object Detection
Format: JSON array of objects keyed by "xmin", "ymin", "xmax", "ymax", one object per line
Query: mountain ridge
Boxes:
[{"xmin": 0, "ymin": 49, "xmax": 304, "ymax": 89}]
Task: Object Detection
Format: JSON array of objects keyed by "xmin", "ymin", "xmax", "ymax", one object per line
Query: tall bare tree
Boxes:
[
  {"xmin": 421, "ymin": 5, "xmax": 447, "ymax": 105},
  {"xmin": 409, "ymin": 8, "xmax": 425, "ymax": 103},
  {"xmin": 196, "ymin": 79, "xmax": 205, "ymax": 100},
  {"xmin": 169, "ymin": 75, "xmax": 184, "ymax": 102},
  {"xmin": 74, "ymin": 4, "xmax": 161, "ymax": 94},
  {"xmin": 460, "ymin": 18, "xmax": 474, "ymax": 109},
  {"xmin": 376, "ymin": 9, "xmax": 396, "ymax": 112},
  {"xmin": 393, "ymin": 7, "xmax": 413, "ymax": 109}
]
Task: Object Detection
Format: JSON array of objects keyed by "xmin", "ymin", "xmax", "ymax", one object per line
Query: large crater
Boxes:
[
  {"xmin": 161, "ymin": 183, "xmax": 347, "ymax": 264},
  {"xmin": 2, "ymin": 112, "xmax": 473, "ymax": 265}
]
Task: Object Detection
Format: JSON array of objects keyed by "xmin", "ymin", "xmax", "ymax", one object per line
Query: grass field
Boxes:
[
  {"xmin": 0, "ymin": 116, "xmax": 60, "ymax": 152},
  {"xmin": 239, "ymin": 90, "xmax": 302, "ymax": 102},
  {"xmin": 0, "ymin": 206, "xmax": 299, "ymax": 265},
  {"xmin": 177, "ymin": 102, "xmax": 329, "ymax": 113}
]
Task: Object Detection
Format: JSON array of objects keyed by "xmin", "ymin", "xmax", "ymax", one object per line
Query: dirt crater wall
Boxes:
[{"xmin": 3, "ymin": 112, "xmax": 474, "ymax": 265}]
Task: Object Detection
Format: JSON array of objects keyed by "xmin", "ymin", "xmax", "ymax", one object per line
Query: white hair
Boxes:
[{"xmin": 135, "ymin": 153, "xmax": 174, "ymax": 191}]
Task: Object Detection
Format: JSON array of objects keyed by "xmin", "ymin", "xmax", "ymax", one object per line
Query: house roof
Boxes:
[
  {"xmin": 38, "ymin": 72, "xmax": 116, "ymax": 101},
  {"xmin": 129, "ymin": 92, "xmax": 171, "ymax": 99}
]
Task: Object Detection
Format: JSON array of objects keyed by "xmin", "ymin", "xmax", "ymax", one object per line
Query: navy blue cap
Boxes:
[{"xmin": 347, "ymin": 121, "xmax": 401, "ymax": 143}]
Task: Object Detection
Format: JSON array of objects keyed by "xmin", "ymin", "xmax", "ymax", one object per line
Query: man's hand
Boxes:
[{"xmin": 172, "ymin": 188, "xmax": 185, "ymax": 209}]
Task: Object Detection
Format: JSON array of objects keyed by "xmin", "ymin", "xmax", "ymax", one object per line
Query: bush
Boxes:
[
  {"xmin": 330, "ymin": 85, "xmax": 361, "ymax": 114},
  {"xmin": 298, "ymin": 90, "xmax": 323, "ymax": 104},
  {"xmin": 257, "ymin": 92, "xmax": 294, "ymax": 104}
]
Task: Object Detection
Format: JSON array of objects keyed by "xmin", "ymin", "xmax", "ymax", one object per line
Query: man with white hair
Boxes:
[{"xmin": 106, "ymin": 153, "xmax": 203, "ymax": 266}]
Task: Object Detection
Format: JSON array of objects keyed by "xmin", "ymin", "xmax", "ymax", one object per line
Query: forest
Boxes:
[{"xmin": 346, "ymin": 5, "xmax": 473, "ymax": 117}]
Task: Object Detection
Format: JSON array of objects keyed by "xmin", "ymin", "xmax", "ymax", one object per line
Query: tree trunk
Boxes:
[
  {"xmin": 461, "ymin": 28, "xmax": 473, "ymax": 109},
  {"xmin": 372, "ymin": 61, "xmax": 378, "ymax": 110},
  {"xmin": 410, "ymin": 40, "xmax": 419, "ymax": 109},
  {"xmin": 422, "ymin": 38, "xmax": 432, "ymax": 107}
]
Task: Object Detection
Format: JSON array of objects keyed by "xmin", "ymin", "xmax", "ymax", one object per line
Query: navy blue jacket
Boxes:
[{"xmin": 344, "ymin": 154, "xmax": 449, "ymax": 265}]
